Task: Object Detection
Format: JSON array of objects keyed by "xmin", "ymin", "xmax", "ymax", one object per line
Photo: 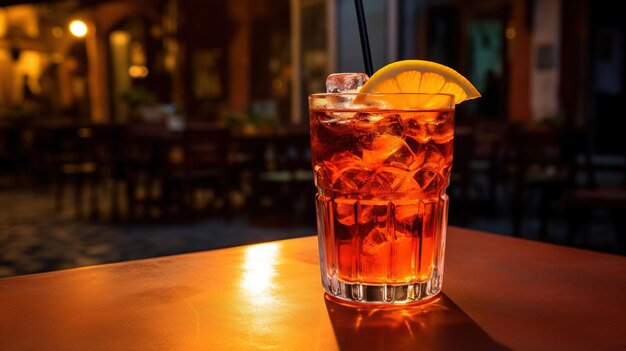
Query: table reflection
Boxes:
[{"xmin": 240, "ymin": 243, "xmax": 280, "ymax": 304}]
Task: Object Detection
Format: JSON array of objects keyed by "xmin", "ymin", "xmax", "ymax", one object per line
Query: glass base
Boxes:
[{"xmin": 321, "ymin": 269, "xmax": 443, "ymax": 305}]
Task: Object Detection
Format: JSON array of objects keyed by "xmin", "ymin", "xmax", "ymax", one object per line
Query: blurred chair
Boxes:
[
  {"xmin": 248, "ymin": 125, "xmax": 315, "ymax": 226},
  {"xmin": 162, "ymin": 123, "xmax": 232, "ymax": 220},
  {"xmin": 450, "ymin": 125, "xmax": 476, "ymax": 224},
  {"xmin": 0, "ymin": 121, "xmax": 23, "ymax": 182},
  {"xmin": 100, "ymin": 123, "xmax": 126, "ymax": 220},
  {"xmin": 508, "ymin": 123, "xmax": 574, "ymax": 239},
  {"xmin": 122, "ymin": 122, "xmax": 175, "ymax": 221},
  {"xmin": 227, "ymin": 132, "xmax": 268, "ymax": 206},
  {"xmin": 450, "ymin": 120, "xmax": 509, "ymax": 224},
  {"xmin": 34, "ymin": 123, "xmax": 103, "ymax": 219},
  {"xmin": 561, "ymin": 134, "xmax": 626, "ymax": 253},
  {"xmin": 472, "ymin": 119, "xmax": 510, "ymax": 208}
]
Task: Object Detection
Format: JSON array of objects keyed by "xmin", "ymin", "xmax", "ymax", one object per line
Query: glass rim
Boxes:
[
  {"xmin": 308, "ymin": 92, "xmax": 456, "ymax": 110},
  {"xmin": 308, "ymin": 92, "xmax": 455, "ymax": 98}
]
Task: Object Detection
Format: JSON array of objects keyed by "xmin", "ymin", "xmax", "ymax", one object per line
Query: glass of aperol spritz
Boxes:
[{"xmin": 309, "ymin": 60, "xmax": 480, "ymax": 304}]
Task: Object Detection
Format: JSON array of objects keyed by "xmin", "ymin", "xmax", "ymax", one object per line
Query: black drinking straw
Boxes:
[{"xmin": 354, "ymin": 0, "xmax": 374, "ymax": 76}]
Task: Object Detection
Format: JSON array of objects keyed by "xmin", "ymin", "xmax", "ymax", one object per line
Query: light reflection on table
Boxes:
[{"xmin": 240, "ymin": 243, "xmax": 280, "ymax": 298}]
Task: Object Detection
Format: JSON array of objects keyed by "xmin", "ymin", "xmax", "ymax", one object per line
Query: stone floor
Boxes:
[
  {"xmin": 0, "ymin": 185, "xmax": 316, "ymax": 278},
  {"xmin": 1, "ymin": 178, "xmax": 623, "ymax": 279}
]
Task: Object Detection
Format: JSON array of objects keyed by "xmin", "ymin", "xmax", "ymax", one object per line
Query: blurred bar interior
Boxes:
[{"xmin": 0, "ymin": 0, "xmax": 624, "ymax": 277}]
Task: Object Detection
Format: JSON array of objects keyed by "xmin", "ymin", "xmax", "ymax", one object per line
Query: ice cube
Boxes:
[
  {"xmin": 327, "ymin": 111, "xmax": 358, "ymax": 120},
  {"xmin": 403, "ymin": 112, "xmax": 439, "ymax": 143},
  {"xmin": 333, "ymin": 167, "xmax": 375, "ymax": 196},
  {"xmin": 411, "ymin": 144, "xmax": 446, "ymax": 196},
  {"xmin": 362, "ymin": 135, "xmax": 415, "ymax": 169},
  {"xmin": 362, "ymin": 227, "xmax": 390, "ymax": 254},
  {"xmin": 428, "ymin": 111, "xmax": 454, "ymax": 144},
  {"xmin": 414, "ymin": 144, "xmax": 445, "ymax": 170},
  {"xmin": 360, "ymin": 226, "xmax": 393, "ymax": 280},
  {"xmin": 353, "ymin": 114, "xmax": 406, "ymax": 138},
  {"xmin": 347, "ymin": 113, "xmax": 384, "ymax": 136},
  {"xmin": 314, "ymin": 162, "xmax": 337, "ymax": 190},
  {"xmin": 413, "ymin": 169, "xmax": 444, "ymax": 196},
  {"xmin": 376, "ymin": 114, "xmax": 406, "ymax": 137},
  {"xmin": 356, "ymin": 113, "xmax": 386, "ymax": 123},
  {"xmin": 329, "ymin": 151, "xmax": 364, "ymax": 171},
  {"xmin": 333, "ymin": 199, "xmax": 374, "ymax": 226},
  {"xmin": 395, "ymin": 202, "xmax": 420, "ymax": 225},
  {"xmin": 403, "ymin": 111, "xmax": 454, "ymax": 144},
  {"xmin": 334, "ymin": 198, "xmax": 357, "ymax": 226},
  {"xmin": 318, "ymin": 113, "xmax": 357, "ymax": 136},
  {"xmin": 326, "ymin": 73, "xmax": 369, "ymax": 93},
  {"xmin": 359, "ymin": 167, "xmax": 419, "ymax": 199},
  {"xmin": 359, "ymin": 172, "xmax": 394, "ymax": 198},
  {"xmin": 361, "ymin": 225, "xmax": 413, "ymax": 254}
]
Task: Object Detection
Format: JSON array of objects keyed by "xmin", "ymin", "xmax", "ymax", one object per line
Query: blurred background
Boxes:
[{"xmin": 0, "ymin": 0, "xmax": 624, "ymax": 278}]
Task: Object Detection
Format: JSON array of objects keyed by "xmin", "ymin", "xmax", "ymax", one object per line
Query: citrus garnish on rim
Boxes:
[{"xmin": 358, "ymin": 59, "xmax": 481, "ymax": 105}]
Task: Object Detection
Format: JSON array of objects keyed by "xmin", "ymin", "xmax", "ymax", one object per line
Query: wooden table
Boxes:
[{"xmin": 1, "ymin": 227, "xmax": 625, "ymax": 350}]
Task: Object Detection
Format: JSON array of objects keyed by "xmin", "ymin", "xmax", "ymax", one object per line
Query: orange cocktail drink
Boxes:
[
  {"xmin": 310, "ymin": 93, "xmax": 454, "ymax": 304},
  {"xmin": 309, "ymin": 60, "xmax": 480, "ymax": 304}
]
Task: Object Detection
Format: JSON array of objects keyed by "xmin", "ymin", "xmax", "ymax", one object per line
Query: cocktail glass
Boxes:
[{"xmin": 309, "ymin": 92, "xmax": 455, "ymax": 304}]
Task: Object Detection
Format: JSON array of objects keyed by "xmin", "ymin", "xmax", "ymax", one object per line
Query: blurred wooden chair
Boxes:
[
  {"xmin": 162, "ymin": 123, "xmax": 232, "ymax": 220},
  {"xmin": 99, "ymin": 124, "xmax": 126, "ymax": 220},
  {"xmin": 121, "ymin": 122, "xmax": 168, "ymax": 220},
  {"xmin": 34, "ymin": 123, "xmax": 103, "ymax": 219},
  {"xmin": 248, "ymin": 125, "xmax": 315, "ymax": 226},
  {"xmin": 227, "ymin": 133, "xmax": 268, "ymax": 207},
  {"xmin": 473, "ymin": 119, "xmax": 510, "ymax": 208},
  {"xmin": 0, "ymin": 122, "xmax": 23, "ymax": 181},
  {"xmin": 450, "ymin": 125, "xmax": 476, "ymax": 224},
  {"xmin": 508, "ymin": 123, "xmax": 574, "ymax": 239},
  {"xmin": 561, "ymin": 134, "xmax": 626, "ymax": 252},
  {"xmin": 449, "ymin": 120, "xmax": 509, "ymax": 224}
]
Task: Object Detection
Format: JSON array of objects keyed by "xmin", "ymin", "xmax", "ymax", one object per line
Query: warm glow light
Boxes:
[
  {"xmin": 240, "ymin": 243, "xmax": 279, "ymax": 299},
  {"xmin": 15, "ymin": 51, "xmax": 41, "ymax": 88},
  {"xmin": 52, "ymin": 26, "xmax": 63, "ymax": 38},
  {"xmin": 272, "ymin": 78, "xmax": 283, "ymax": 90},
  {"xmin": 51, "ymin": 53, "xmax": 63, "ymax": 63},
  {"xmin": 110, "ymin": 31, "xmax": 130, "ymax": 46},
  {"xmin": 128, "ymin": 65, "xmax": 149, "ymax": 78},
  {"xmin": 77, "ymin": 128, "xmax": 93, "ymax": 138},
  {"xmin": 69, "ymin": 20, "xmax": 88, "ymax": 38},
  {"xmin": 164, "ymin": 54, "xmax": 176, "ymax": 71},
  {"xmin": 505, "ymin": 27, "xmax": 516, "ymax": 40}
]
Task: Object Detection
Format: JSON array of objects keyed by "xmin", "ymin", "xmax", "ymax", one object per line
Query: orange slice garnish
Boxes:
[{"xmin": 358, "ymin": 60, "xmax": 480, "ymax": 105}]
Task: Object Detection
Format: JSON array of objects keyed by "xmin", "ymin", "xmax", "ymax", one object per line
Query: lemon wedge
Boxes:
[{"xmin": 358, "ymin": 60, "xmax": 481, "ymax": 105}]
